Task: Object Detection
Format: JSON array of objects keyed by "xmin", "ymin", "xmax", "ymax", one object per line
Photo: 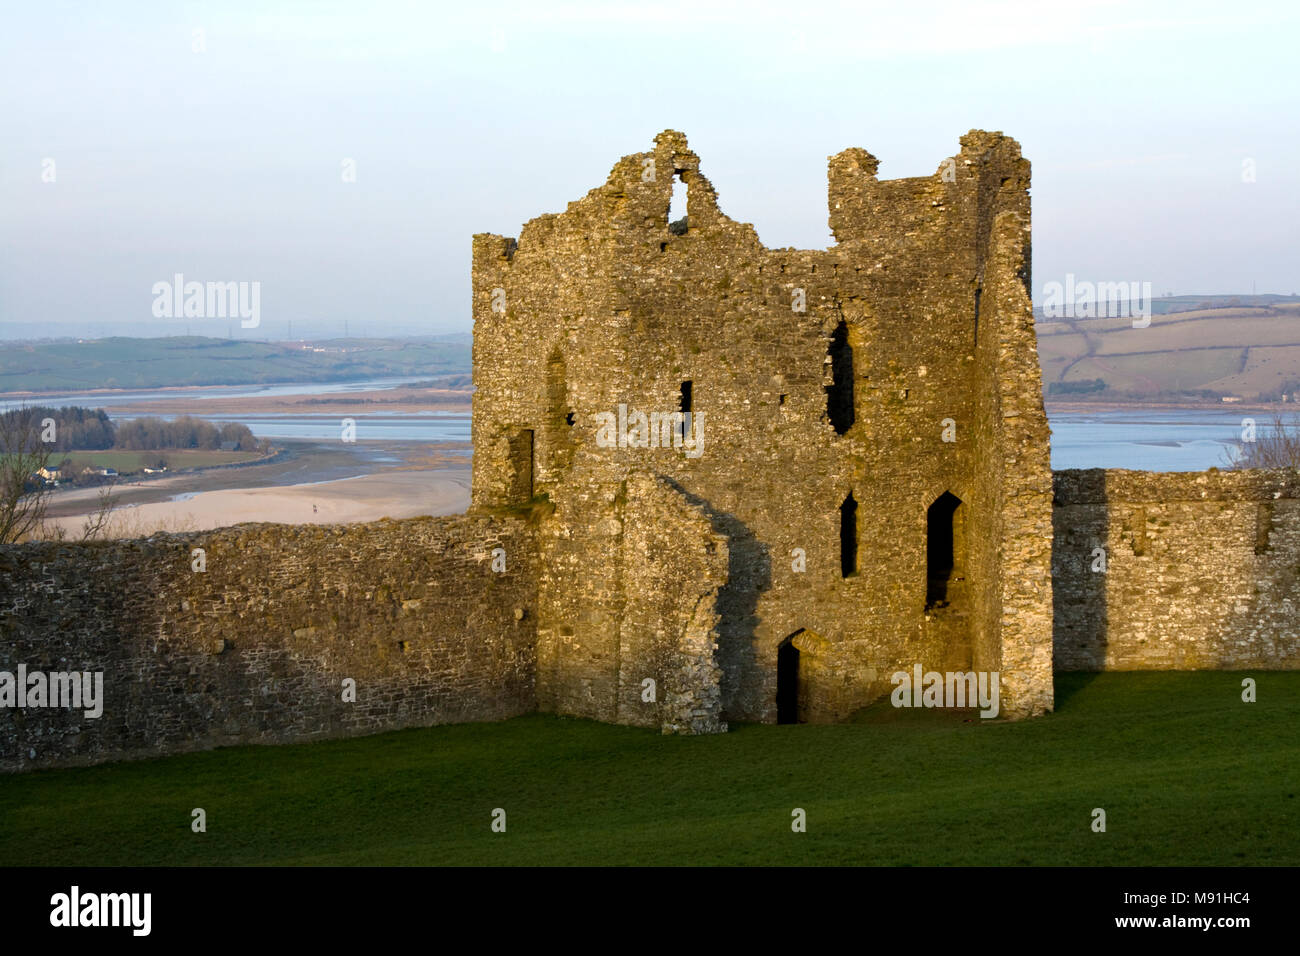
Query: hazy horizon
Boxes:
[
  {"xmin": 3, "ymin": 1, "xmax": 1298, "ymax": 342},
  {"xmin": 7, "ymin": 295, "xmax": 1300, "ymax": 344}
]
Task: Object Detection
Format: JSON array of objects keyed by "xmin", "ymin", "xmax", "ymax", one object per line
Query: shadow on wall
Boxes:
[
  {"xmin": 1052, "ymin": 469, "xmax": 1108, "ymax": 673},
  {"xmin": 662, "ymin": 477, "xmax": 771, "ymax": 721},
  {"xmin": 1051, "ymin": 467, "xmax": 1300, "ymax": 673}
]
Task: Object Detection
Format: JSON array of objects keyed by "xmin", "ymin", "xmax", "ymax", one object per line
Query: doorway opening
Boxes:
[
  {"xmin": 926, "ymin": 491, "xmax": 964, "ymax": 608},
  {"xmin": 777, "ymin": 635, "xmax": 800, "ymax": 724}
]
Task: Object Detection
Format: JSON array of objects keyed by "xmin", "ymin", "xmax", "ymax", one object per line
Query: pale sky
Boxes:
[{"xmin": 2, "ymin": 0, "xmax": 1297, "ymax": 340}]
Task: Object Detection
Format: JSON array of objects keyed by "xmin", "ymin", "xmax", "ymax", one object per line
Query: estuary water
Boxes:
[
  {"xmin": 3, "ymin": 380, "xmax": 1287, "ymax": 471},
  {"xmin": 1046, "ymin": 408, "xmax": 1278, "ymax": 471},
  {"xmin": 0, "ymin": 376, "xmax": 436, "ymax": 411},
  {"xmin": 223, "ymin": 406, "xmax": 1282, "ymax": 471}
]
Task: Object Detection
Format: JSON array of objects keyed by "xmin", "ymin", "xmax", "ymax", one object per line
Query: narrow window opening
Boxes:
[
  {"xmin": 565, "ymin": 412, "xmax": 575, "ymax": 427},
  {"xmin": 668, "ymin": 171, "xmax": 688, "ymax": 235},
  {"xmin": 926, "ymin": 492, "xmax": 964, "ymax": 609},
  {"xmin": 778, "ymin": 393, "xmax": 787, "ymax": 406},
  {"xmin": 840, "ymin": 493, "xmax": 858, "ymax": 578},
  {"xmin": 677, "ymin": 380, "xmax": 695, "ymax": 445},
  {"xmin": 825, "ymin": 320, "xmax": 855, "ymax": 434}
]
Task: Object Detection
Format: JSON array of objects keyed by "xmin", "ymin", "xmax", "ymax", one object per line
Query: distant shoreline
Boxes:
[
  {"xmin": 43, "ymin": 438, "xmax": 471, "ymax": 521},
  {"xmin": 1045, "ymin": 400, "xmax": 1294, "ymax": 414},
  {"xmin": 0, "ymin": 380, "xmax": 474, "ymax": 419},
  {"xmin": 7, "ymin": 386, "xmax": 1290, "ymax": 417}
]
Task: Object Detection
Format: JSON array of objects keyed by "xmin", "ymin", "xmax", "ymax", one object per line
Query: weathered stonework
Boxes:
[
  {"xmin": 0, "ymin": 516, "xmax": 537, "ymax": 772},
  {"xmin": 471, "ymin": 129, "xmax": 1054, "ymax": 724},
  {"xmin": 1053, "ymin": 469, "xmax": 1300, "ymax": 670},
  {"xmin": 5, "ymin": 130, "xmax": 1298, "ymax": 774}
]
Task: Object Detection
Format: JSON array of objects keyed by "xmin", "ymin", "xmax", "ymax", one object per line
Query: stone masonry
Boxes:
[
  {"xmin": 471, "ymin": 129, "xmax": 1054, "ymax": 726},
  {"xmin": 1053, "ymin": 469, "xmax": 1300, "ymax": 670},
  {"xmin": 3, "ymin": 130, "xmax": 1299, "ymax": 773},
  {"xmin": 0, "ymin": 516, "xmax": 537, "ymax": 771}
]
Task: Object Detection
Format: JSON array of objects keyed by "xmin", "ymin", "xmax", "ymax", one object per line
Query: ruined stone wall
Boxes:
[
  {"xmin": 0, "ymin": 515, "xmax": 537, "ymax": 772},
  {"xmin": 529, "ymin": 470, "xmax": 731, "ymax": 733},
  {"xmin": 971, "ymin": 189, "xmax": 1055, "ymax": 719},
  {"xmin": 1053, "ymin": 469, "xmax": 1300, "ymax": 671},
  {"xmin": 615, "ymin": 473, "xmax": 729, "ymax": 734},
  {"xmin": 471, "ymin": 129, "xmax": 1056, "ymax": 725}
]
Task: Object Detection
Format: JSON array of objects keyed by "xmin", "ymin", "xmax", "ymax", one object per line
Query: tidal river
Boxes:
[
  {"xmin": 2, "ymin": 381, "xmax": 1286, "ymax": 472},
  {"xmin": 166, "ymin": 407, "xmax": 1276, "ymax": 468},
  {"xmin": 1046, "ymin": 408, "xmax": 1284, "ymax": 471}
]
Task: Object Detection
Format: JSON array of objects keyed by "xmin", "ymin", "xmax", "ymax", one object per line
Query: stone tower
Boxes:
[{"xmin": 471, "ymin": 129, "xmax": 1053, "ymax": 731}]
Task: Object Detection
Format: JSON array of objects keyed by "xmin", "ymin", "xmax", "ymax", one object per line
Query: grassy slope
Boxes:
[
  {"xmin": 0, "ymin": 337, "xmax": 471, "ymax": 393},
  {"xmin": 1, "ymin": 672, "xmax": 1295, "ymax": 866},
  {"xmin": 1037, "ymin": 303, "xmax": 1300, "ymax": 397}
]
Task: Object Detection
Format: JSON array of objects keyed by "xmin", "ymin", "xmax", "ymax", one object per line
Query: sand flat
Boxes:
[{"xmin": 45, "ymin": 468, "xmax": 470, "ymax": 538}]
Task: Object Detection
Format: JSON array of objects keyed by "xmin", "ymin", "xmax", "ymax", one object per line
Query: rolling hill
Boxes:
[
  {"xmin": 0, "ymin": 336, "xmax": 472, "ymax": 393},
  {"xmin": 1037, "ymin": 299, "xmax": 1300, "ymax": 402}
]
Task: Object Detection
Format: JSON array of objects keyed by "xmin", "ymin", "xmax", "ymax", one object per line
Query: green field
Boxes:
[
  {"xmin": 1, "ymin": 672, "xmax": 1295, "ymax": 866},
  {"xmin": 1037, "ymin": 302, "xmax": 1300, "ymax": 399},
  {"xmin": 56, "ymin": 449, "xmax": 263, "ymax": 473}
]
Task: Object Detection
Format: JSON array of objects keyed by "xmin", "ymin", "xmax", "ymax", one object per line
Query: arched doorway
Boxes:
[{"xmin": 926, "ymin": 491, "xmax": 964, "ymax": 609}]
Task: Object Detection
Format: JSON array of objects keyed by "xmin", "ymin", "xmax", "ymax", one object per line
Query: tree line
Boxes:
[
  {"xmin": 0, "ymin": 406, "xmax": 261, "ymax": 452},
  {"xmin": 114, "ymin": 416, "xmax": 259, "ymax": 451}
]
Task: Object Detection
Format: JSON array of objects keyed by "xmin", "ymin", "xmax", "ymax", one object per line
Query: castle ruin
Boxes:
[
  {"xmin": 3, "ymin": 131, "xmax": 1298, "ymax": 772},
  {"xmin": 471, "ymin": 129, "xmax": 1052, "ymax": 728}
]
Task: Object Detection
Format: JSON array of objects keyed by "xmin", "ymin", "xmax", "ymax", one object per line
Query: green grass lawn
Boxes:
[
  {"xmin": 59, "ymin": 449, "xmax": 263, "ymax": 473},
  {"xmin": 1, "ymin": 672, "xmax": 1296, "ymax": 866}
]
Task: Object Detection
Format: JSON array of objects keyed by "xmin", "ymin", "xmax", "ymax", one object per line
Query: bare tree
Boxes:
[
  {"xmin": 0, "ymin": 407, "xmax": 56, "ymax": 543},
  {"xmin": 1, "ymin": 408, "xmax": 121, "ymax": 543},
  {"xmin": 1225, "ymin": 415, "xmax": 1300, "ymax": 470},
  {"xmin": 76, "ymin": 480, "xmax": 120, "ymax": 541}
]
